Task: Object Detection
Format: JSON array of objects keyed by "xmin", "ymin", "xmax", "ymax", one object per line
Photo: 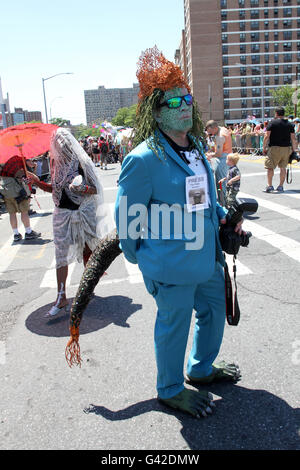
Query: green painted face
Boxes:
[{"xmin": 155, "ymin": 87, "xmax": 193, "ymax": 133}]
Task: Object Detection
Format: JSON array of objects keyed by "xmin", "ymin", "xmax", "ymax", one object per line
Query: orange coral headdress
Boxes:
[{"xmin": 136, "ymin": 45, "xmax": 190, "ymax": 101}]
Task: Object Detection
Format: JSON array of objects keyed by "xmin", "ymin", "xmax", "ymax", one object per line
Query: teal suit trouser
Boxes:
[{"xmin": 143, "ymin": 262, "xmax": 226, "ymax": 400}]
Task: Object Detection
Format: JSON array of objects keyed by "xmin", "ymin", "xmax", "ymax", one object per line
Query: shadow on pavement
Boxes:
[
  {"xmin": 83, "ymin": 383, "xmax": 300, "ymax": 450},
  {"xmin": 25, "ymin": 295, "xmax": 142, "ymax": 338}
]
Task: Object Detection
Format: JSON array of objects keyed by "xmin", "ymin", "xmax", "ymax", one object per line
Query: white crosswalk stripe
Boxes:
[{"xmin": 2, "ymin": 184, "xmax": 300, "ymax": 287}]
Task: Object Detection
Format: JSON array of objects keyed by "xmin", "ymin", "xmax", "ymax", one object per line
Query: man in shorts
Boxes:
[
  {"xmin": 263, "ymin": 107, "xmax": 298, "ymax": 193},
  {"xmin": 0, "ymin": 156, "xmax": 41, "ymax": 242}
]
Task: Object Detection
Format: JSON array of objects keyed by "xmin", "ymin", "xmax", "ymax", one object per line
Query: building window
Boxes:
[
  {"xmin": 250, "ymin": 0, "xmax": 259, "ymax": 5},
  {"xmin": 222, "ymin": 34, "xmax": 228, "ymax": 43},
  {"xmin": 274, "ymin": 65, "xmax": 279, "ymax": 73},
  {"xmin": 221, "ymin": 0, "xmax": 227, "ymax": 7},
  {"xmin": 221, "ymin": 11, "xmax": 227, "ymax": 20},
  {"xmin": 241, "ymin": 99, "xmax": 248, "ymax": 108},
  {"xmin": 252, "ymin": 55, "xmax": 260, "ymax": 64},
  {"xmin": 240, "ymin": 44, "xmax": 246, "ymax": 53},
  {"xmin": 251, "ymin": 32, "xmax": 259, "ymax": 41},
  {"xmin": 222, "ymin": 45, "xmax": 228, "ymax": 54},
  {"xmin": 240, "ymin": 55, "xmax": 246, "ymax": 64},
  {"xmin": 274, "ymin": 20, "xmax": 278, "ymax": 29},
  {"xmin": 284, "ymin": 53, "xmax": 292, "ymax": 62},
  {"xmin": 252, "ymin": 66, "xmax": 261, "ymax": 75},
  {"xmin": 251, "ymin": 10, "xmax": 259, "ymax": 19},
  {"xmin": 264, "ymin": 9, "xmax": 269, "ymax": 17},
  {"xmin": 274, "ymin": 32, "xmax": 279, "ymax": 40},
  {"xmin": 240, "ymin": 22, "xmax": 245, "ymax": 30},
  {"xmin": 224, "ymin": 100, "xmax": 230, "ymax": 109},
  {"xmin": 241, "ymin": 89, "xmax": 247, "ymax": 97},
  {"xmin": 265, "ymin": 43, "xmax": 269, "ymax": 52},
  {"xmin": 284, "ymin": 64, "xmax": 292, "ymax": 73},
  {"xmin": 223, "ymin": 67, "xmax": 229, "ymax": 76},
  {"xmin": 264, "ymin": 32, "xmax": 269, "ymax": 40},
  {"xmin": 274, "ymin": 54, "xmax": 279, "ymax": 63},
  {"xmin": 283, "ymin": 42, "xmax": 292, "ymax": 51},
  {"xmin": 224, "ymin": 79, "xmax": 229, "ymax": 87},
  {"xmin": 265, "ymin": 66, "xmax": 270, "ymax": 74},
  {"xmin": 240, "ymin": 33, "xmax": 246, "ymax": 42},
  {"xmin": 251, "ymin": 44, "xmax": 260, "ymax": 53},
  {"xmin": 264, "ymin": 21, "xmax": 269, "ymax": 29},
  {"xmin": 239, "ymin": 10, "xmax": 245, "ymax": 19},
  {"xmin": 251, "ymin": 21, "xmax": 259, "ymax": 30},
  {"xmin": 241, "ymin": 78, "xmax": 247, "ymax": 86},
  {"xmin": 224, "ymin": 90, "xmax": 229, "ymax": 98},
  {"xmin": 222, "ymin": 56, "xmax": 228, "ymax": 65},
  {"xmin": 274, "ymin": 43, "xmax": 279, "ymax": 52},
  {"xmin": 222, "ymin": 23, "xmax": 228, "ymax": 32},
  {"xmin": 283, "ymin": 19, "xmax": 292, "ymax": 28},
  {"xmin": 238, "ymin": 0, "xmax": 245, "ymax": 6},
  {"xmin": 240, "ymin": 67, "xmax": 247, "ymax": 75},
  {"xmin": 252, "ymin": 77, "xmax": 261, "ymax": 86},
  {"xmin": 283, "ymin": 8, "xmax": 292, "ymax": 16},
  {"xmin": 283, "ymin": 31, "xmax": 292, "ymax": 39},
  {"xmin": 252, "ymin": 88, "xmax": 261, "ymax": 97}
]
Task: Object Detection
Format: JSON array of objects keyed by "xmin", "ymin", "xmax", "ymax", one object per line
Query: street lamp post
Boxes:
[
  {"xmin": 42, "ymin": 73, "xmax": 73, "ymax": 123},
  {"xmin": 260, "ymin": 67, "xmax": 265, "ymax": 122}
]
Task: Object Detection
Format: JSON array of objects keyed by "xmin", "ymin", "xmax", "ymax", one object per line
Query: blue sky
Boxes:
[{"xmin": 1, "ymin": 0, "xmax": 184, "ymax": 125}]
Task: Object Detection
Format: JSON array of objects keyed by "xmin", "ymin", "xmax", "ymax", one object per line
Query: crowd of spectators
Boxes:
[{"xmin": 225, "ymin": 116, "xmax": 300, "ymax": 155}]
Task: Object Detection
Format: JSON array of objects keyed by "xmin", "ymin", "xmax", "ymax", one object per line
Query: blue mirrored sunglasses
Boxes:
[{"xmin": 158, "ymin": 93, "xmax": 193, "ymax": 109}]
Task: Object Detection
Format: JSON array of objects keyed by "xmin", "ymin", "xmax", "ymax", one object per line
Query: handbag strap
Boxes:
[
  {"xmin": 286, "ymin": 164, "xmax": 292, "ymax": 184},
  {"xmin": 224, "ymin": 255, "xmax": 240, "ymax": 326}
]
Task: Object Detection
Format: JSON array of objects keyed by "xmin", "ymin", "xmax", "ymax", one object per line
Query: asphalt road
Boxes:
[{"xmin": 0, "ymin": 156, "xmax": 299, "ymax": 450}]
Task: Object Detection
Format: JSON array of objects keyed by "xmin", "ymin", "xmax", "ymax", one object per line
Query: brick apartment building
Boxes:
[
  {"xmin": 178, "ymin": 0, "xmax": 300, "ymax": 124},
  {"xmin": 84, "ymin": 84, "xmax": 139, "ymax": 125}
]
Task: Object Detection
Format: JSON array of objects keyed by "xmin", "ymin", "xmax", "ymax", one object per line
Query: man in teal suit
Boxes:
[{"xmin": 115, "ymin": 47, "xmax": 241, "ymax": 418}]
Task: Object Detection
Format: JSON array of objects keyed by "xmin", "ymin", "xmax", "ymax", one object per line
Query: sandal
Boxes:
[{"xmin": 45, "ymin": 283, "xmax": 69, "ymax": 317}]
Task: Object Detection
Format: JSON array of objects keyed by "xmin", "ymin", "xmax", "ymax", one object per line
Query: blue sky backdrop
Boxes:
[{"xmin": 1, "ymin": 0, "xmax": 184, "ymax": 124}]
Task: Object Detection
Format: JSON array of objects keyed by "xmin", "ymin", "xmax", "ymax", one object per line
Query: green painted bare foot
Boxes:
[
  {"xmin": 186, "ymin": 361, "xmax": 241, "ymax": 385},
  {"xmin": 158, "ymin": 388, "xmax": 215, "ymax": 418}
]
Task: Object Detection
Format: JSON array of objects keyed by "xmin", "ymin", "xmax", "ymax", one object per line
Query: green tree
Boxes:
[
  {"xmin": 111, "ymin": 104, "xmax": 137, "ymax": 127},
  {"xmin": 269, "ymin": 84, "xmax": 300, "ymax": 117},
  {"xmin": 49, "ymin": 117, "xmax": 70, "ymax": 127}
]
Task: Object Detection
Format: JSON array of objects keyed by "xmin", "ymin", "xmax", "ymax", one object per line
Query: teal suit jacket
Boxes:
[{"xmin": 115, "ymin": 131, "xmax": 226, "ymax": 285}]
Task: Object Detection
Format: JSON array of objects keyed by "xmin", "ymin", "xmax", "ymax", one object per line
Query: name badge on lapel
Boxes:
[{"xmin": 186, "ymin": 174, "xmax": 209, "ymax": 213}]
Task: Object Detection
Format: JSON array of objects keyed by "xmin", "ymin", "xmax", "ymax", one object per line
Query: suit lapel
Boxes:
[
  {"xmin": 157, "ymin": 131, "xmax": 217, "ymax": 208},
  {"xmin": 158, "ymin": 131, "xmax": 195, "ymax": 176}
]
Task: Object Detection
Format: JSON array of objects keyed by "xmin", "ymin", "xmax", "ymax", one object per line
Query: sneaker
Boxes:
[
  {"xmin": 25, "ymin": 230, "xmax": 41, "ymax": 240},
  {"xmin": 265, "ymin": 185, "xmax": 274, "ymax": 193},
  {"xmin": 13, "ymin": 233, "xmax": 23, "ymax": 242},
  {"xmin": 276, "ymin": 185, "xmax": 284, "ymax": 192}
]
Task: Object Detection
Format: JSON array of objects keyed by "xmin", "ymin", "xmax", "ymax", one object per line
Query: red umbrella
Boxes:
[{"xmin": 0, "ymin": 123, "xmax": 58, "ymax": 167}]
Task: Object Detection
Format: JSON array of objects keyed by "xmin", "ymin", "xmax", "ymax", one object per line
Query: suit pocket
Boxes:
[{"xmin": 143, "ymin": 275, "xmax": 158, "ymax": 298}]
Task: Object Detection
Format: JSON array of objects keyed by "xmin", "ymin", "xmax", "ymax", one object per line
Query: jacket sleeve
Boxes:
[
  {"xmin": 115, "ymin": 153, "xmax": 152, "ymax": 264},
  {"xmin": 216, "ymin": 202, "xmax": 227, "ymax": 221}
]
